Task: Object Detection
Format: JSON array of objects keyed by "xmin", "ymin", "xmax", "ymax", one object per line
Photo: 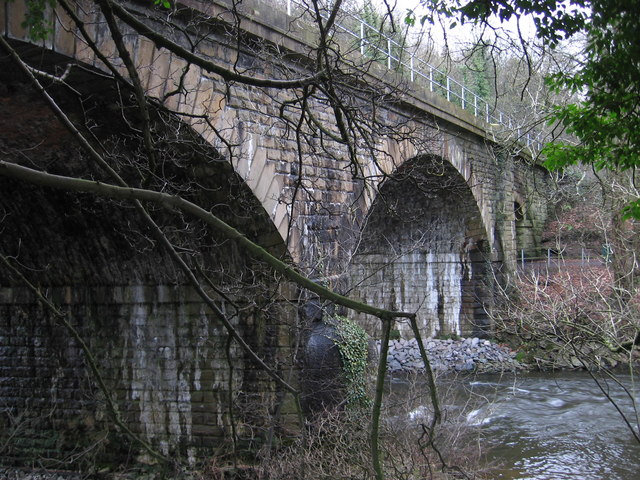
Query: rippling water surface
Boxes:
[{"xmin": 459, "ymin": 371, "xmax": 640, "ymax": 479}]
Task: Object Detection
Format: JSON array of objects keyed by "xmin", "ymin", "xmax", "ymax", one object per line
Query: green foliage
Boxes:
[
  {"xmin": 435, "ymin": 332, "xmax": 460, "ymax": 341},
  {"xmin": 358, "ymin": 0, "xmax": 409, "ymax": 71},
  {"xmin": 331, "ymin": 315, "xmax": 372, "ymax": 411},
  {"xmin": 541, "ymin": 0, "xmax": 640, "ymax": 218},
  {"xmin": 21, "ymin": 0, "xmax": 56, "ymax": 41},
  {"xmin": 513, "ymin": 341, "xmax": 536, "ymax": 364},
  {"xmin": 461, "ymin": 41, "xmax": 492, "ymax": 103},
  {"xmin": 622, "ymin": 199, "xmax": 640, "ymax": 220},
  {"xmin": 404, "ymin": 9, "xmax": 416, "ymax": 27},
  {"xmin": 389, "ymin": 328, "xmax": 401, "ymax": 341},
  {"xmin": 425, "ymin": 0, "xmax": 589, "ymax": 47},
  {"xmin": 427, "ymin": 0, "xmax": 640, "ymax": 219},
  {"xmin": 17, "ymin": 0, "xmax": 171, "ymax": 40}
]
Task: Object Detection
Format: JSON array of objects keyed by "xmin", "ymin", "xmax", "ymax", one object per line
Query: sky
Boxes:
[{"xmin": 374, "ymin": 0, "xmax": 538, "ymax": 51}]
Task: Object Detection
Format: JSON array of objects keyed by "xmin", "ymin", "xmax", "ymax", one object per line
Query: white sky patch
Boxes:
[{"xmin": 368, "ymin": 0, "xmax": 538, "ymax": 53}]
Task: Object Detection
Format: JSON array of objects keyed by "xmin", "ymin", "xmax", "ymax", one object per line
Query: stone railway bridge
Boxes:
[{"xmin": 0, "ymin": 0, "xmax": 550, "ymax": 467}]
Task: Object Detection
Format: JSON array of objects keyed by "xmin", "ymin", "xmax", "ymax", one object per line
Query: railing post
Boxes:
[
  {"xmin": 277, "ymin": 0, "xmax": 545, "ymax": 151},
  {"xmin": 410, "ymin": 54, "xmax": 414, "ymax": 82}
]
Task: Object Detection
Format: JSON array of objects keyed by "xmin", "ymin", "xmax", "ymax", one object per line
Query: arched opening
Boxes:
[
  {"xmin": 348, "ymin": 155, "xmax": 490, "ymax": 339},
  {"xmin": 0, "ymin": 42, "xmax": 295, "ymax": 466},
  {"xmin": 513, "ymin": 197, "xmax": 538, "ymax": 258}
]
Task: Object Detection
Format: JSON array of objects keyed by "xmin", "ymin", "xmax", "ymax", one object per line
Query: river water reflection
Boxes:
[{"xmin": 455, "ymin": 371, "xmax": 640, "ymax": 479}]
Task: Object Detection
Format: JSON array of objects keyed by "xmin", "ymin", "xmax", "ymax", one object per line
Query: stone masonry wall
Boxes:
[
  {"xmin": 512, "ymin": 159, "xmax": 553, "ymax": 257},
  {"xmin": 0, "ymin": 68, "xmax": 299, "ymax": 466},
  {"xmin": 348, "ymin": 156, "xmax": 492, "ymax": 339},
  {"xmin": 0, "ymin": 284, "xmax": 297, "ymax": 467},
  {"xmin": 0, "ymin": 0, "xmax": 552, "ymax": 467},
  {"xmin": 0, "ymin": 0, "xmax": 550, "ymax": 275}
]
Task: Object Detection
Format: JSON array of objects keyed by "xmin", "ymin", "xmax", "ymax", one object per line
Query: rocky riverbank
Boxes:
[{"xmin": 382, "ymin": 337, "xmax": 525, "ymax": 374}]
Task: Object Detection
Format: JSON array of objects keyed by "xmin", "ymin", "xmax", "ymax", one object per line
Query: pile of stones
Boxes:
[{"xmin": 382, "ymin": 337, "xmax": 524, "ymax": 374}]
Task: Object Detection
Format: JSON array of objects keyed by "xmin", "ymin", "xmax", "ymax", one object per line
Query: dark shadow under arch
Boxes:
[
  {"xmin": 348, "ymin": 154, "xmax": 491, "ymax": 339},
  {"xmin": 0, "ymin": 41, "xmax": 295, "ymax": 467},
  {"xmin": 0, "ymin": 38, "xmax": 288, "ymax": 283}
]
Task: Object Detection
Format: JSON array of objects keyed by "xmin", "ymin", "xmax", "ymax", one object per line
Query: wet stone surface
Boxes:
[{"xmin": 382, "ymin": 337, "xmax": 524, "ymax": 374}]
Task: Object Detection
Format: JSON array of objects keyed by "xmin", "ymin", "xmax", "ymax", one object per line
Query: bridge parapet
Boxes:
[{"xmin": 232, "ymin": 0, "xmax": 547, "ymax": 152}]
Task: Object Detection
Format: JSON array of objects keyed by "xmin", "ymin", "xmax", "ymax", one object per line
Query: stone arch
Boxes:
[
  {"xmin": 1, "ymin": 0, "xmax": 295, "ymax": 256},
  {"xmin": 369, "ymin": 132, "xmax": 499, "ymax": 255},
  {"xmin": 348, "ymin": 154, "xmax": 491, "ymax": 339},
  {"xmin": 0, "ymin": 41, "xmax": 295, "ymax": 465},
  {"xmin": 0, "ymin": 37, "xmax": 288, "ymax": 267}
]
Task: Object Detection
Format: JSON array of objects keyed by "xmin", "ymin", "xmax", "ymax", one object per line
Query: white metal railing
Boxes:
[{"xmin": 283, "ymin": 0, "xmax": 545, "ymax": 152}]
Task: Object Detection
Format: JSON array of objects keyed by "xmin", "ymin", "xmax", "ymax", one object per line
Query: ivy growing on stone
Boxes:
[
  {"xmin": 21, "ymin": 0, "xmax": 56, "ymax": 41},
  {"xmin": 331, "ymin": 315, "xmax": 372, "ymax": 411}
]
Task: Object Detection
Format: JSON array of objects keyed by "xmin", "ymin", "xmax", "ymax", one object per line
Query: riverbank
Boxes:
[
  {"xmin": 382, "ymin": 335, "xmax": 640, "ymax": 376},
  {"xmin": 382, "ymin": 337, "xmax": 525, "ymax": 374}
]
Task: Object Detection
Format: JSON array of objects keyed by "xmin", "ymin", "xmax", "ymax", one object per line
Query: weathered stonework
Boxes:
[
  {"xmin": 0, "ymin": 77, "xmax": 299, "ymax": 466},
  {"xmin": 0, "ymin": 0, "xmax": 550, "ymax": 269},
  {"xmin": 0, "ymin": 283, "xmax": 298, "ymax": 463},
  {"xmin": 0, "ymin": 0, "xmax": 552, "ymax": 466},
  {"xmin": 348, "ymin": 156, "xmax": 491, "ymax": 339}
]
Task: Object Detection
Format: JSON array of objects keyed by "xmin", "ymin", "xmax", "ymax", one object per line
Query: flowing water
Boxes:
[{"xmin": 457, "ymin": 371, "xmax": 640, "ymax": 479}]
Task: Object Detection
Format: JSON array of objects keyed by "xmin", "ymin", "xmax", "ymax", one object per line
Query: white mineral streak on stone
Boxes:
[
  {"xmin": 130, "ymin": 285, "xmax": 152, "ymax": 434},
  {"xmin": 192, "ymin": 306, "xmax": 210, "ymax": 392},
  {"xmin": 164, "ymin": 300, "xmax": 182, "ymax": 445},
  {"xmin": 129, "ymin": 285, "xmax": 195, "ymax": 458},
  {"xmin": 448, "ymin": 141, "xmax": 464, "ymax": 174},
  {"xmin": 424, "ymin": 252, "xmax": 438, "ymax": 338},
  {"xmin": 351, "ymin": 249, "xmax": 466, "ymax": 338},
  {"xmin": 159, "ymin": 440, "xmax": 169, "ymax": 456},
  {"xmin": 441, "ymin": 253, "xmax": 462, "ymax": 336},
  {"xmin": 247, "ymin": 134, "xmax": 254, "ymax": 172}
]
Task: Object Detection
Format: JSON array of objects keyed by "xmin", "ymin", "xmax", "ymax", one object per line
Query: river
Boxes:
[{"xmin": 457, "ymin": 371, "xmax": 640, "ymax": 479}]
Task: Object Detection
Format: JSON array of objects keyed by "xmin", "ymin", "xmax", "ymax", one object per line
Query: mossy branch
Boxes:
[
  {"xmin": 409, "ymin": 316, "xmax": 441, "ymax": 425},
  {"xmin": 371, "ymin": 318, "xmax": 392, "ymax": 480}
]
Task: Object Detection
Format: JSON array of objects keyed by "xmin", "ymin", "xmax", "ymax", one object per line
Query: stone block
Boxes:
[
  {"xmin": 134, "ymin": 36, "xmax": 157, "ymax": 90},
  {"xmin": 53, "ymin": 5, "xmax": 76, "ymax": 57},
  {"xmin": 146, "ymin": 48, "xmax": 172, "ymax": 100},
  {"xmin": 6, "ymin": 0, "xmax": 28, "ymax": 40}
]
